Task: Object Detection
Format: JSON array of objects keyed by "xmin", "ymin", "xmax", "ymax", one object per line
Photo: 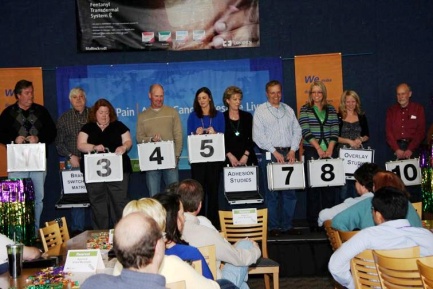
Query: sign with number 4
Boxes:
[
  {"xmin": 308, "ymin": 158, "xmax": 345, "ymax": 188},
  {"xmin": 385, "ymin": 158, "xmax": 421, "ymax": 186},
  {"xmin": 138, "ymin": 141, "xmax": 176, "ymax": 171},
  {"xmin": 187, "ymin": 134, "xmax": 225, "ymax": 163}
]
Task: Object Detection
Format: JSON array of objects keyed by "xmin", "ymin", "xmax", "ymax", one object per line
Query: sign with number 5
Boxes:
[
  {"xmin": 308, "ymin": 158, "xmax": 345, "ymax": 188},
  {"xmin": 187, "ymin": 134, "xmax": 225, "ymax": 163},
  {"xmin": 385, "ymin": 158, "xmax": 421, "ymax": 186},
  {"xmin": 84, "ymin": 152, "xmax": 123, "ymax": 183},
  {"xmin": 138, "ymin": 141, "xmax": 176, "ymax": 171}
]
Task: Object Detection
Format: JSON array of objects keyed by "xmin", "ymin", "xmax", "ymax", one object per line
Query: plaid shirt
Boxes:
[{"xmin": 55, "ymin": 107, "xmax": 89, "ymax": 157}]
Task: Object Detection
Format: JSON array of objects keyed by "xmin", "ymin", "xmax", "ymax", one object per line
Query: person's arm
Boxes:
[
  {"xmin": 136, "ymin": 112, "xmax": 151, "ymax": 143},
  {"xmin": 173, "ymin": 110, "xmax": 183, "ymax": 158},
  {"xmin": 359, "ymin": 113, "xmax": 370, "ymax": 143},
  {"xmin": 37, "ymin": 106, "xmax": 57, "ymax": 144},
  {"xmin": 386, "ymin": 107, "xmax": 400, "ymax": 152},
  {"xmin": 77, "ymin": 131, "xmax": 95, "ymax": 153},
  {"xmin": 55, "ymin": 115, "xmax": 70, "ymax": 157},
  {"xmin": 23, "ymin": 246, "xmax": 41, "ymax": 260},
  {"xmin": 115, "ymin": 131, "xmax": 132, "ymax": 155},
  {"xmin": 252, "ymin": 106, "xmax": 274, "ymax": 153},
  {"xmin": 408, "ymin": 104, "xmax": 425, "ymax": 152}
]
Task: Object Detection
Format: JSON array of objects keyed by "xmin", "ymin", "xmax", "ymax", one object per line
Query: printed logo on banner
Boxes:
[
  {"xmin": 158, "ymin": 31, "xmax": 172, "ymax": 42},
  {"xmin": 193, "ymin": 30, "xmax": 205, "ymax": 41},
  {"xmin": 223, "ymin": 40, "xmax": 232, "ymax": 47},
  {"xmin": 176, "ymin": 31, "xmax": 188, "ymax": 41},
  {"xmin": 142, "ymin": 32, "xmax": 155, "ymax": 43}
]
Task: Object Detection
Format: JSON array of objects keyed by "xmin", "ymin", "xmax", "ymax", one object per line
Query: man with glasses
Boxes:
[{"xmin": 0, "ymin": 79, "xmax": 56, "ymax": 233}]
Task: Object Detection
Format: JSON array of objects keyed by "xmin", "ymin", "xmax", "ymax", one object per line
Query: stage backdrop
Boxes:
[
  {"xmin": 0, "ymin": 68, "xmax": 43, "ymax": 177},
  {"xmin": 294, "ymin": 53, "xmax": 343, "ymax": 114},
  {"xmin": 56, "ymin": 58, "xmax": 282, "ymax": 170},
  {"xmin": 76, "ymin": 0, "xmax": 259, "ymax": 52}
]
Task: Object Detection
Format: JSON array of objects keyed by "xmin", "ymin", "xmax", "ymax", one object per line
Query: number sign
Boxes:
[
  {"xmin": 267, "ymin": 162, "xmax": 305, "ymax": 190},
  {"xmin": 84, "ymin": 153, "xmax": 123, "ymax": 183},
  {"xmin": 339, "ymin": 148, "xmax": 374, "ymax": 180},
  {"xmin": 7, "ymin": 143, "xmax": 46, "ymax": 172},
  {"xmin": 308, "ymin": 158, "xmax": 345, "ymax": 188},
  {"xmin": 385, "ymin": 158, "xmax": 421, "ymax": 186},
  {"xmin": 138, "ymin": 141, "xmax": 176, "ymax": 171},
  {"xmin": 187, "ymin": 134, "xmax": 225, "ymax": 163},
  {"xmin": 224, "ymin": 166, "xmax": 258, "ymax": 192}
]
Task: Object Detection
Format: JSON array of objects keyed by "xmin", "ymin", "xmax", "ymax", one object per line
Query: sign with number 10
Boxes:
[
  {"xmin": 187, "ymin": 134, "xmax": 225, "ymax": 163},
  {"xmin": 385, "ymin": 158, "xmax": 421, "ymax": 186}
]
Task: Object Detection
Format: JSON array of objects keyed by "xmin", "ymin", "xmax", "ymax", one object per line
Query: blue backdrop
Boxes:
[{"xmin": 56, "ymin": 58, "xmax": 282, "ymax": 169}]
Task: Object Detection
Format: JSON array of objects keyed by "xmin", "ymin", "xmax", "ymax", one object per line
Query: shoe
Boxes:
[
  {"xmin": 282, "ymin": 228, "xmax": 302, "ymax": 235},
  {"xmin": 269, "ymin": 229, "xmax": 281, "ymax": 237}
]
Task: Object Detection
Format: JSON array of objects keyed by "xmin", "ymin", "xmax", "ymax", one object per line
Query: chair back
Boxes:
[
  {"xmin": 166, "ymin": 280, "xmax": 186, "ymax": 289},
  {"xmin": 192, "ymin": 260, "xmax": 202, "ymax": 276},
  {"xmin": 351, "ymin": 246, "xmax": 420, "ymax": 289},
  {"xmin": 323, "ymin": 220, "xmax": 342, "ymax": 251},
  {"xmin": 373, "ymin": 248, "xmax": 423, "ymax": 288},
  {"xmin": 219, "ymin": 208, "xmax": 268, "ymax": 257},
  {"xmin": 39, "ymin": 223, "xmax": 63, "ymax": 255},
  {"xmin": 412, "ymin": 202, "xmax": 423, "ymax": 219},
  {"xmin": 45, "ymin": 216, "xmax": 70, "ymax": 242},
  {"xmin": 338, "ymin": 230, "xmax": 358, "ymax": 243},
  {"xmin": 417, "ymin": 256, "xmax": 433, "ymax": 289},
  {"xmin": 197, "ymin": 245, "xmax": 217, "ymax": 280}
]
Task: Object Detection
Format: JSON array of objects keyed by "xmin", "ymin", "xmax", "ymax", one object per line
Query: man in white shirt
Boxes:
[
  {"xmin": 328, "ymin": 186, "xmax": 433, "ymax": 289},
  {"xmin": 178, "ymin": 179, "xmax": 261, "ymax": 289},
  {"xmin": 318, "ymin": 162, "xmax": 380, "ymax": 226}
]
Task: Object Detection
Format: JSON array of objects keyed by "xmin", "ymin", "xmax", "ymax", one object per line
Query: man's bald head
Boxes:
[{"xmin": 114, "ymin": 212, "xmax": 163, "ymax": 269}]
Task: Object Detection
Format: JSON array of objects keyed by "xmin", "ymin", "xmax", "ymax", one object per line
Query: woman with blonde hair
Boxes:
[{"xmin": 337, "ymin": 90, "xmax": 370, "ymax": 200}]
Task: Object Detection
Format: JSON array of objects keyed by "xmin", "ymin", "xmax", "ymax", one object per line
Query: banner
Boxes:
[
  {"xmin": 294, "ymin": 53, "xmax": 343, "ymax": 114},
  {"xmin": 0, "ymin": 68, "xmax": 43, "ymax": 177},
  {"xmin": 56, "ymin": 58, "xmax": 282, "ymax": 170},
  {"xmin": 76, "ymin": 0, "xmax": 259, "ymax": 52}
]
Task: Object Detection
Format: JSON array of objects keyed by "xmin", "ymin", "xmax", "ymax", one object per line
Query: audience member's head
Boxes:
[
  {"xmin": 153, "ymin": 193, "xmax": 186, "ymax": 245},
  {"xmin": 371, "ymin": 186, "xmax": 409, "ymax": 223},
  {"xmin": 353, "ymin": 163, "xmax": 381, "ymax": 193},
  {"xmin": 373, "ymin": 171, "xmax": 409, "ymax": 197},
  {"xmin": 123, "ymin": 198, "xmax": 166, "ymax": 231},
  {"xmin": 177, "ymin": 179, "xmax": 204, "ymax": 213},
  {"xmin": 114, "ymin": 212, "xmax": 165, "ymax": 272}
]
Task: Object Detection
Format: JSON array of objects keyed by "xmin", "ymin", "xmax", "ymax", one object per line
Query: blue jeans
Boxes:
[
  {"xmin": 221, "ymin": 240, "xmax": 251, "ymax": 289},
  {"xmin": 9, "ymin": 170, "xmax": 46, "ymax": 232},
  {"xmin": 71, "ymin": 208, "xmax": 86, "ymax": 231},
  {"xmin": 259, "ymin": 149, "xmax": 297, "ymax": 231},
  {"xmin": 145, "ymin": 168, "xmax": 179, "ymax": 196}
]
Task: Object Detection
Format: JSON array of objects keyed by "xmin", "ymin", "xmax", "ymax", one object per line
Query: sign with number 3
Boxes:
[{"xmin": 84, "ymin": 152, "xmax": 123, "ymax": 183}]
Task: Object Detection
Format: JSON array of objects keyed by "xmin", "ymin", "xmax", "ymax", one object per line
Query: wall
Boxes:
[{"xmin": 1, "ymin": 0, "xmax": 432, "ymax": 223}]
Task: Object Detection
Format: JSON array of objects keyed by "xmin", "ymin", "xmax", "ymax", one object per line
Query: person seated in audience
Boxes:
[
  {"xmin": 328, "ymin": 186, "xmax": 433, "ymax": 289},
  {"xmin": 331, "ymin": 171, "xmax": 422, "ymax": 231},
  {"xmin": 82, "ymin": 212, "xmax": 167, "ymax": 289},
  {"xmin": 114, "ymin": 198, "xmax": 231, "ymax": 289},
  {"xmin": 153, "ymin": 192, "xmax": 214, "ymax": 280},
  {"xmin": 0, "ymin": 233, "xmax": 42, "ymax": 274},
  {"xmin": 318, "ymin": 163, "xmax": 381, "ymax": 227},
  {"xmin": 177, "ymin": 179, "xmax": 261, "ymax": 289}
]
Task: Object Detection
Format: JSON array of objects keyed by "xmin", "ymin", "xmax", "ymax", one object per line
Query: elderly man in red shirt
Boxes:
[{"xmin": 386, "ymin": 83, "xmax": 425, "ymax": 160}]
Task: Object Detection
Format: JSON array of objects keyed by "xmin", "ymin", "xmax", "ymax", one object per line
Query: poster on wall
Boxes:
[
  {"xmin": 294, "ymin": 53, "xmax": 343, "ymax": 114},
  {"xmin": 56, "ymin": 58, "xmax": 282, "ymax": 170},
  {"xmin": 76, "ymin": 0, "xmax": 260, "ymax": 52},
  {"xmin": 0, "ymin": 68, "xmax": 44, "ymax": 177}
]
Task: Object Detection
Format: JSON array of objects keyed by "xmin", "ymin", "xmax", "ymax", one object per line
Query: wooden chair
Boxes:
[
  {"xmin": 192, "ymin": 260, "xmax": 202, "ymax": 276},
  {"xmin": 417, "ymin": 256, "xmax": 433, "ymax": 289},
  {"xmin": 412, "ymin": 202, "xmax": 423, "ymax": 219},
  {"xmin": 219, "ymin": 208, "xmax": 279, "ymax": 289},
  {"xmin": 338, "ymin": 230, "xmax": 358, "ymax": 243},
  {"xmin": 39, "ymin": 223, "xmax": 63, "ymax": 255},
  {"xmin": 351, "ymin": 246, "xmax": 420, "ymax": 289},
  {"xmin": 45, "ymin": 216, "xmax": 70, "ymax": 242},
  {"xmin": 373, "ymin": 248, "xmax": 424, "ymax": 288},
  {"xmin": 198, "ymin": 245, "xmax": 217, "ymax": 280},
  {"xmin": 323, "ymin": 220, "xmax": 342, "ymax": 251},
  {"xmin": 166, "ymin": 280, "xmax": 186, "ymax": 289}
]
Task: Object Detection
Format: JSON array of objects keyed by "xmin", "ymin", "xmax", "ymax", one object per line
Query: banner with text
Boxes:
[
  {"xmin": 294, "ymin": 53, "xmax": 343, "ymax": 114},
  {"xmin": 56, "ymin": 58, "xmax": 282, "ymax": 170},
  {"xmin": 0, "ymin": 68, "xmax": 43, "ymax": 177},
  {"xmin": 76, "ymin": 0, "xmax": 259, "ymax": 52}
]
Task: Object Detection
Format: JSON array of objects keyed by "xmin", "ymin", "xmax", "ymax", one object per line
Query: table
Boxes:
[{"xmin": 0, "ymin": 230, "xmax": 112, "ymax": 288}]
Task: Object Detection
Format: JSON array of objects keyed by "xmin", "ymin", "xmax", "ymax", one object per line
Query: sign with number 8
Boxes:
[{"xmin": 307, "ymin": 158, "xmax": 345, "ymax": 188}]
